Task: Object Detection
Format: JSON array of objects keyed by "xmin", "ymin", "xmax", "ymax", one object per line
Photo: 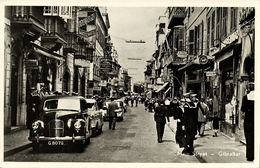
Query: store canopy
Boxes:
[
  {"xmin": 31, "ymin": 42, "xmax": 65, "ymax": 61},
  {"xmin": 155, "ymin": 82, "xmax": 169, "ymax": 93}
]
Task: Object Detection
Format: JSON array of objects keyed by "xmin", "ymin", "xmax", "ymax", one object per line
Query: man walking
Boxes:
[
  {"xmin": 197, "ymin": 97, "xmax": 208, "ymax": 136},
  {"xmin": 182, "ymin": 93, "xmax": 198, "ymax": 155},
  {"xmin": 241, "ymin": 82, "xmax": 254, "ymax": 161},
  {"xmin": 107, "ymin": 97, "xmax": 118, "ymax": 130},
  {"xmin": 154, "ymin": 100, "xmax": 170, "ymax": 143}
]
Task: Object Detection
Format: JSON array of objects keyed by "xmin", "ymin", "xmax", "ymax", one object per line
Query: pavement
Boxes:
[
  {"xmin": 4, "ymin": 107, "xmax": 249, "ymax": 163},
  {"xmin": 167, "ymin": 121, "xmax": 248, "ymax": 163},
  {"xmin": 4, "ymin": 128, "xmax": 32, "ymax": 157}
]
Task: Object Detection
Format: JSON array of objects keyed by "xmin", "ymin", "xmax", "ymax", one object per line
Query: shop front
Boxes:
[{"xmin": 213, "ymin": 44, "xmax": 241, "ymax": 138}]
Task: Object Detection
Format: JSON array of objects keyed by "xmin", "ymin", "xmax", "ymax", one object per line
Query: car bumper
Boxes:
[{"xmin": 28, "ymin": 136, "xmax": 86, "ymax": 144}]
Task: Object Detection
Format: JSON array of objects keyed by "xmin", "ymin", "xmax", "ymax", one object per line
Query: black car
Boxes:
[{"xmin": 28, "ymin": 95, "xmax": 92, "ymax": 152}]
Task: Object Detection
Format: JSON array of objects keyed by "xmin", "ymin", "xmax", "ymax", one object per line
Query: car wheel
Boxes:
[
  {"xmin": 98, "ymin": 126, "xmax": 103, "ymax": 134},
  {"xmin": 73, "ymin": 142, "xmax": 85, "ymax": 153},
  {"xmin": 32, "ymin": 142, "xmax": 40, "ymax": 152}
]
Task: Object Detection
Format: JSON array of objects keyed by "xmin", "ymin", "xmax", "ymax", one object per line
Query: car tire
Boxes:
[
  {"xmin": 73, "ymin": 142, "xmax": 85, "ymax": 153},
  {"xmin": 91, "ymin": 125, "xmax": 98, "ymax": 137},
  {"xmin": 98, "ymin": 126, "xmax": 103, "ymax": 134},
  {"xmin": 32, "ymin": 142, "xmax": 40, "ymax": 152}
]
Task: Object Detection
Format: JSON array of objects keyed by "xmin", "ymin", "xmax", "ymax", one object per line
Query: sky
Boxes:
[{"xmin": 107, "ymin": 7, "xmax": 166, "ymax": 83}]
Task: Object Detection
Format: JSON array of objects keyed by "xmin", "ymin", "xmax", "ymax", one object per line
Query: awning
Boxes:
[
  {"xmin": 155, "ymin": 82, "xmax": 169, "ymax": 93},
  {"xmin": 31, "ymin": 42, "xmax": 65, "ymax": 61}
]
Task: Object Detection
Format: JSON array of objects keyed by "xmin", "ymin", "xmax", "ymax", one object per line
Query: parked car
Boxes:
[
  {"xmin": 101, "ymin": 99, "xmax": 125, "ymax": 121},
  {"xmin": 28, "ymin": 95, "xmax": 92, "ymax": 152},
  {"xmin": 116, "ymin": 98, "xmax": 127, "ymax": 112},
  {"xmin": 85, "ymin": 98, "xmax": 103, "ymax": 136}
]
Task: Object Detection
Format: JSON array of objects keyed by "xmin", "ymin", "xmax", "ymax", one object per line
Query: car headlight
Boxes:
[
  {"xmin": 74, "ymin": 119, "xmax": 85, "ymax": 132},
  {"xmin": 67, "ymin": 119, "xmax": 73, "ymax": 128},
  {"xmin": 32, "ymin": 120, "xmax": 44, "ymax": 130}
]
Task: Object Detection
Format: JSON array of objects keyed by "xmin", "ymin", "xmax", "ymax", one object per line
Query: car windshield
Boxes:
[
  {"xmin": 87, "ymin": 103, "xmax": 95, "ymax": 109},
  {"xmin": 44, "ymin": 99, "xmax": 80, "ymax": 111}
]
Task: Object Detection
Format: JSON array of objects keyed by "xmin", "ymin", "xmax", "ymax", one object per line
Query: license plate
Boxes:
[{"xmin": 47, "ymin": 140, "xmax": 64, "ymax": 146}]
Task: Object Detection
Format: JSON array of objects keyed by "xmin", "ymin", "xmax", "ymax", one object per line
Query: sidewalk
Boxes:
[
  {"xmin": 188, "ymin": 124, "xmax": 247, "ymax": 163},
  {"xmin": 4, "ymin": 128, "xmax": 32, "ymax": 157}
]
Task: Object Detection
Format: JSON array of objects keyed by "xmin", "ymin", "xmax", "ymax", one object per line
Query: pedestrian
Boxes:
[
  {"xmin": 197, "ymin": 97, "xmax": 209, "ymax": 137},
  {"xmin": 175, "ymin": 98, "xmax": 187, "ymax": 148},
  {"xmin": 182, "ymin": 93, "xmax": 198, "ymax": 155},
  {"xmin": 154, "ymin": 100, "xmax": 170, "ymax": 143},
  {"xmin": 212, "ymin": 91, "xmax": 220, "ymax": 137},
  {"xmin": 130, "ymin": 97, "xmax": 134, "ymax": 107},
  {"xmin": 241, "ymin": 82, "xmax": 254, "ymax": 161},
  {"xmin": 107, "ymin": 97, "xmax": 118, "ymax": 130},
  {"xmin": 135, "ymin": 96, "xmax": 138, "ymax": 107},
  {"xmin": 144, "ymin": 98, "xmax": 149, "ymax": 111}
]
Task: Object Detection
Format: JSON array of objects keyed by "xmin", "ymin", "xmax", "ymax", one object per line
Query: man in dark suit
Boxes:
[
  {"xmin": 154, "ymin": 100, "xmax": 170, "ymax": 143},
  {"xmin": 241, "ymin": 82, "xmax": 254, "ymax": 161},
  {"xmin": 107, "ymin": 97, "xmax": 118, "ymax": 130},
  {"xmin": 182, "ymin": 93, "xmax": 198, "ymax": 155}
]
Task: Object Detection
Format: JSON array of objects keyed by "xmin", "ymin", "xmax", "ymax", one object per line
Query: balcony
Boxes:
[
  {"xmin": 168, "ymin": 7, "xmax": 186, "ymax": 28},
  {"xmin": 63, "ymin": 32, "xmax": 78, "ymax": 53},
  {"xmin": 41, "ymin": 17, "xmax": 66, "ymax": 46},
  {"xmin": 74, "ymin": 45, "xmax": 94, "ymax": 62},
  {"xmin": 11, "ymin": 6, "xmax": 46, "ymax": 34}
]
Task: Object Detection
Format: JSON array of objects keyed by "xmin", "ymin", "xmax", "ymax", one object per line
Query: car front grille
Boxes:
[{"xmin": 48, "ymin": 119, "xmax": 64, "ymax": 137}]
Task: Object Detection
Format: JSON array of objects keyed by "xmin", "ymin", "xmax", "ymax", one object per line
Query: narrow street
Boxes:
[{"xmin": 5, "ymin": 104, "xmax": 199, "ymax": 162}]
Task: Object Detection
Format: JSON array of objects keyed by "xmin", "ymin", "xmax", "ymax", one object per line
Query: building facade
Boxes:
[
  {"xmin": 146, "ymin": 7, "xmax": 255, "ymax": 141},
  {"xmin": 4, "ymin": 6, "xmax": 123, "ymax": 133}
]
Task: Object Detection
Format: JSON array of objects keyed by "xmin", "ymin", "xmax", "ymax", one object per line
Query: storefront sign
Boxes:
[
  {"xmin": 177, "ymin": 51, "xmax": 188, "ymax": 58},
  {"xmin": 25, "ymin": 59, "xmax": 38, "ymax": 67},
  {"xmin": 100, "ymin": 58, "xmax": 112, "ymax": 72},
  {"xmin": 93, "ymin": 86, "xmax": 101, "ymax": 91},
  {"xmin": 206, "ymin": 71, "xmax": 216, "ymax": 77}
]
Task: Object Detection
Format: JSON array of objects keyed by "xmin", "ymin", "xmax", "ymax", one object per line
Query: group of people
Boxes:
[
  {"xmin": 124, "ymin": 96, "xmax": 144, "ymax": 107},
  {"xmin": 151, "ymin": 83, "xmax": 254, "ymax": 161},
  {"xmin": 152, "ymin": 93, "xmax": 217, "ymax": 155}
]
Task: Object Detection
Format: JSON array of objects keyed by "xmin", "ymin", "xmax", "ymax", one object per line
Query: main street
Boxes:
[{"xmin": 5, "ymin": 104, "xmax": 200, "ymax": 162}]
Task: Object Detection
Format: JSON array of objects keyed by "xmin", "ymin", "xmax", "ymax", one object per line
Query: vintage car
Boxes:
[
  {"xmin": 85, "ymin": 98, "xmax": 103, "ymax": 136},
  {"xmin": 101, "ymin": 99, "xmax": 125, "ymax": 121},
  {"xmin": 28, "ymin": 95, "xmax": 92, "ymax": 152}
]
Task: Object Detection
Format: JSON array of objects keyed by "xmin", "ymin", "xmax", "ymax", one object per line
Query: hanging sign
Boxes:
[
  {"xmin": 78, "ymin": 13, "xmax": 96, "ymax": 27},
  {"xmin": 199, "ymin": 55, "xmax": 208, "ymax": 64}
]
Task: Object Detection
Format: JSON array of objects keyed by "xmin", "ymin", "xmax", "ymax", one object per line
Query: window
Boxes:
[
  {"xmin": 211, "ymin": 11, "xmax": 215, "ymax": 47},
  {"xmin": 195, "ymin": 25, "xmax": 199, "ymax": 55},
  {"xmin": 191, "ymin": 7, "xmax": 194, "ymax": 13},
  {"xmin": 216, "ymin": 7, "xmax": 221, "ymax": 45},
  {"xmin": 43, "ymin": 6, "xmax": 52, "ymax": 15},
  {"xmin": 231, "ymin": 7, "xmax": 237, "ymax": 32},
  {"xmin": 206, "ymin": 17, "xmax": 210, "ymax": 54},
  {"xmin": 199, "ymin": 21, "xmax": 204, "ymax": 55},
  {"xmin": 222, "ymin": 7, "xmax": 228, "ymax": 39},
  {"xmin": 189, "ymin": 29, "xmax": 195, "ymax": 55}
]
